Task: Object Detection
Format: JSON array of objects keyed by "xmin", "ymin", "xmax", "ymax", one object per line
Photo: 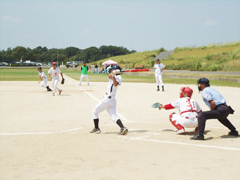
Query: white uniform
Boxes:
[
  {"xmin": 48, "ymin": 67, "xmax": 61, "ymax": 93},
  {"xmin": 171, "ymin": 97, "xmax": 202, "ymax": 128},
  {"xmin": 39, "ymin": 71, "xmax": 48, "ymax": 88},
  {"xmin": 92, "ymin": 75, "xmax": 122, "ymax": 123},
  {"xmin": 91, "ymin": 64, "xmax": 95, "ymax": 72},
  {"xmin": 154, "ymin": 63, "xmax": 165, "ymax": 86}
]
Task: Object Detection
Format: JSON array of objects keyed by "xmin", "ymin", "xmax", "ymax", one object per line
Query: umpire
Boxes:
[{"xmin": 191, "ymin": 78, "xmax": 239, "ymax": 140}]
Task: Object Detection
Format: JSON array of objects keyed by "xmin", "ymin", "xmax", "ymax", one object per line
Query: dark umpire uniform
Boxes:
[{"xmin": 191, "ymin": 78, "xmax": 239, "ymax": 140}]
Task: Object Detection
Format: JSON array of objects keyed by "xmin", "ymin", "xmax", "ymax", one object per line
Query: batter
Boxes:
[{"xmin": 91, "ymin": 65, "xmax": 128, "ymax": 135}]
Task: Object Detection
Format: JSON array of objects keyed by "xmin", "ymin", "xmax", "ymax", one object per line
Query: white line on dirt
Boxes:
[
  {"xmin": 0, "ymin": 127, "xmax": 84, "ymax": 136},
  {"xmin": 118, "ymin": 132, "xmax": 240, "ymax": 151}
]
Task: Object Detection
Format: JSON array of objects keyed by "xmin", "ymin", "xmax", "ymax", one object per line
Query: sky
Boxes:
[{"xmin": 0, "ymin": 0, "xmax": 239, "ymax": 52}]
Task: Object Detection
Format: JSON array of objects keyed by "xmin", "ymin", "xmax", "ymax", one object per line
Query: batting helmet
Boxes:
[
  {"xmin": 109, "ymin": 64, "xmax": 122, "ymax": 73},
  {"xmin": 52, "ymin": 62, "xmax": 57, "ymax": 65},
  {"xmin": 180, "ymin": 87, "xmax": 193, "ymax": 98},
  {"xmin": 37, "ymin": 66, "xmax": 42, "ymax": 70}
]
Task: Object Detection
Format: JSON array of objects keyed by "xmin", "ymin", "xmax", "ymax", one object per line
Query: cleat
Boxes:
[
  {"xmin": 157, "ymin": 89, "xmax": 160, "ymax": 91},
  {"xmin": 176, "ymin": 128, "xmax": 185, "ymax": 134},
  {"xmin": 53, "ymin": 93, "xmax": 55, "ymax": 96},
  {"xmin": 228, "ymin": 130, "xmax": 239, "ymax": 136},
  {"xmin": 79, "ymin": 84, "xmax": 81, "ymax": 86},
  {"xmin": 47, "ymin": 88, "xmax": 52, "ymax": 91},
  {"xmin": 90, "ymin": 128, "xmax": 101, "ymax": 134},
  {"xmin": 59, "ymin": 90, "xmax": 62, "ymax": 95},
  {"xmin": 119, "ymin": 127, "xmax": 128, "ymax": 135},
  {"xmin": 190, "ymin": 134, "xmax": 205, "ymax": 140}
]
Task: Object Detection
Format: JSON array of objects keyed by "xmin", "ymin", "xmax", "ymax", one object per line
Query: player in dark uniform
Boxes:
[{"xmin": 191, "ymin": 78, "xmax": 239, "ymax": 140}]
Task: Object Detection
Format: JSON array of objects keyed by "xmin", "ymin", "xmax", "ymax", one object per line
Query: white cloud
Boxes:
[
  {"xmin": 2, "ymin": 16, "xmax": 23, "ymax": 23},
  {"xmin": 202, "ymin": 20, "xmax": 217, "ymax": 26}
]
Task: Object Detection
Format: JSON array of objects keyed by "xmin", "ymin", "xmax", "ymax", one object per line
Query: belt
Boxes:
[
  {"xmin": 180, "ymin": 110, "xmax": 197, "ymax": 115},
  {"xmin": 215, "ymin": 103, "xmax": 227, "ymax": 109}
]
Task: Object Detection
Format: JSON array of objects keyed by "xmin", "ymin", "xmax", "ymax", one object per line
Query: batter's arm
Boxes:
[{"xmin": 112, "ymin": 76, "xmax": 119, "ymax": 87}]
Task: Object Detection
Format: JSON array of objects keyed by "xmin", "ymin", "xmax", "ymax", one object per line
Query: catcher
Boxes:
[{"xmin": 158, "ymin": 87, "xmax": 202, "ymax": 134}]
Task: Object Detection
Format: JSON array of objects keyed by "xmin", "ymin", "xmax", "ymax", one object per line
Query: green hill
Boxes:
[{"xmin": 94, "ymin": 42, "xmax": 240, "ymax": 71}]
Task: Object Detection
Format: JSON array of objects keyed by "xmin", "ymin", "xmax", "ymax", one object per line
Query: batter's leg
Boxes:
[{"xmin": 92, "ymin": 99, "xmax": 108, "ymax": 120}]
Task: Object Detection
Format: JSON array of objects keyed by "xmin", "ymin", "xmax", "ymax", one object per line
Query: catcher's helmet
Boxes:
[
  {"xmin": 109, "ymin": 64, "xmax": 121, "ymax": 73},
  {"xmin": 37, "ymin": 66, "xmax": 42, "ymax": 70},
  {"xmin": 180, "ymin": 87, "xmax": 193, "ymax": 98}
]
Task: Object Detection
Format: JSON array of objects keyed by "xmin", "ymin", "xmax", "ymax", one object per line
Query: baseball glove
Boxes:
[
  {"xmin": 151, "ymin": 102, "xmax": 163, "ymax": 110},
  {"xmin": 61, "ymin": 78, "xmax": 65, "ymax": 84}
]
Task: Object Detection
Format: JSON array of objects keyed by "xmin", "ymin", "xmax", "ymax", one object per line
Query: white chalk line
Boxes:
[
  {"xmin": 118, "ymin": 130, "xmax": 240, "ymax": 151},
  {"xmin": 0, "ymin": 127, "xmax": 84, "ymax": 136},
  {"xmin": 64, "ymin": 75, "xmax": 131, "ymax": 123}
]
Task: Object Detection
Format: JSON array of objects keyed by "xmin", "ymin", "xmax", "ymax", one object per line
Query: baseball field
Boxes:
[{"xmin": 0, "ymin": 69, "xmax": 240, "ymax": 180}]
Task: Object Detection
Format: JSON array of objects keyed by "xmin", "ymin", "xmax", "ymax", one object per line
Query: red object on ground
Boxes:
[{"xmin": 124, "ymin": 69, "xmax": 149, "ymax": 72}]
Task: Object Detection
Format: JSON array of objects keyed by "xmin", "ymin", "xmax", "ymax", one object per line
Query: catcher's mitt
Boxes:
[
  {"xmin": 61, "ymin": 78, "xmax": 65, "ymax": 84},
  {"xmin": 151, "ymin": 102, "xmax": 163, "ymax": 110}
]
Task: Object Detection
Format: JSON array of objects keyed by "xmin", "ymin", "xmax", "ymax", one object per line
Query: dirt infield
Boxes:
[{"xmin": 0, "ymin": 75, "xmax": 239, "ymax": 180}]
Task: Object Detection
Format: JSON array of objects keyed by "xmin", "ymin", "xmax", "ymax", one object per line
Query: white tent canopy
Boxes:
[{"xmin": 102, "ymin": 59, "xmax": 118, "ymax": 66}]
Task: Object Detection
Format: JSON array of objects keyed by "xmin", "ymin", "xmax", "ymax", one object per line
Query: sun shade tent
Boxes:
[{"xmin": 102, "ymin": 60, "xmax": 118, "ymax": 66}]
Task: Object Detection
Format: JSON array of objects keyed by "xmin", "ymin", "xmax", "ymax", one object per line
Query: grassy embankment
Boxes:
[
  {"xmin": 94, "ymin": 42, "xmax": 240, "ymax": 72},
  {"xmin": 1, "ymin": 68, "xmax": 239, "ymax": 87}
]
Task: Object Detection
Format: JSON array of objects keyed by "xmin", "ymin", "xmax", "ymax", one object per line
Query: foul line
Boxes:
[
  {"xmin": 119, "ymin": 131, "xmax": 240, "ymax": 151},
  {"xmin": 64, "ymin": 75, "xmax": 131, "ymax": 123},
  {"xmin": 0, "ymin": 127, "xmax": 84, "ymax": 136}
]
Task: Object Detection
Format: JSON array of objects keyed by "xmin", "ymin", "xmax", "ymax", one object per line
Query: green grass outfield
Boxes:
[{"xmin": 0, "ymin": 68, "xmax": 239, "ymax": 87}]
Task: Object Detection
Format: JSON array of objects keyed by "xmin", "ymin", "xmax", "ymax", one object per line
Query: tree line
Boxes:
[{"xmin": 0, "ymin": 45, "xmax": 136, "ymax": 64}]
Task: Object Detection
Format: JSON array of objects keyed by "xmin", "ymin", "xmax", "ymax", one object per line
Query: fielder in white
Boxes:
[
  {"xmin": 159, "ymin": 87, "xmax": 202, "ymax": 134},
  {"xmin": 37, "ymin": 67, "xmax": 52, "ymax": 91},
  {"xmin": 48, "ymin": 62, "xmax": 64, "ymax": 96},
  {"xmin": 79, "ymin": 62, "xmax": 89, "ymax": 85},
  {"xmin": 154, "ymin": 59, "xmax": 165, "ymax": 91},
  {"xmin": 91, "ymin": 65, "xmax": 128, "ymax": 135}
]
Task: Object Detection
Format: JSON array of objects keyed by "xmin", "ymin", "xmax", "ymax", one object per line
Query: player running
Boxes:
[
  {"xmin": 154, "ymin": 59, "xmax": 165, "ymax": 91},
  {"xmin": 159, "ymin": 87, "xmax": 202, "ymax": 134},
  {"xmin": 48, "ymin": 62, "xmax": 64, "ymax": 96},
  {"xmin": 37, "ymin": 67, "xmax": 52, "ymax": 91},
  {"xmin": 91, "ymin": 65, "xmax": 128, "ymax": 135}
]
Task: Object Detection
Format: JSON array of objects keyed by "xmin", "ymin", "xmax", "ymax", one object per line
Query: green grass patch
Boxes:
[{"xmin": 0, "ymin": 68, "xmax": 239, "ymax": 87}]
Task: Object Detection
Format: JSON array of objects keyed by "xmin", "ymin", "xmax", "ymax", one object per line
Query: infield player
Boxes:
[
  {"xmin": 37, "ymin": 67, "xmax": 52, "ymax": 91},
  {"xmin": 159, "ymin": 87, "xmax": 202, "ymax": 134},
  {"xmin": 191, "ymin": 78, "xmax": 239, "ymax": 140},
  {"xmin": 79, "ymin": 62, "xmax": 90, "ymax": 86},
  {"xmin": 154, "ymin": 59, "xmax": 166, "ymax": 91},
  {"xmin": 48, "ymin": 62, "xmax": 64, "ymax": 96},
  {"xmin": 91, "ymin": 65, "xmax": 128, "ymax": 135}
]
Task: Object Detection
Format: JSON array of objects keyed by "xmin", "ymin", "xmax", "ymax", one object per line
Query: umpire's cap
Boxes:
[{"xmin": 197, "ymin": 78, "xmax": 210, "ymax": 87}]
